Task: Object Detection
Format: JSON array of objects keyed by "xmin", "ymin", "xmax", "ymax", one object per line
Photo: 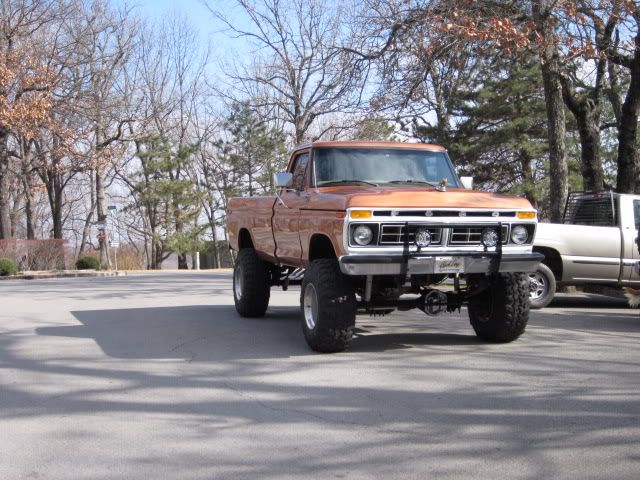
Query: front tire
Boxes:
[
  {"xmin": 529, "ymin": 263, "xmax": 556, "ymax": 309},
  {"xmin": 467, "ymin": 273, "xmax": 529, "ymax": 343},
  {"xmin": 300, "ymin": 259, "xmax": 356, "ymax": 352},
  {"xmin": 233, "ymin": 248, "xmax": 271, "ymax": 317}
]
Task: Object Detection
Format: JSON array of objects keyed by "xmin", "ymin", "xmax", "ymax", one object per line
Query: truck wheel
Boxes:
[
  {"xmin": 528, "ymin": 263, "xmax": 556, "ymax": 309},
  {"xmin": 233, "ymin": 248, "xmax": 271, "ymax": 317},
  {"xmin": 467, "ymin": 273, "xmax": 529, "ymax": 343},
  {"xmin": 300, "ymin": 259, "xmax": 356, "ymax": 353}
]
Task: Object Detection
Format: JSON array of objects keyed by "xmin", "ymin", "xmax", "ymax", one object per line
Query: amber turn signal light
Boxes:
[
  {"xmin": 350, "ymin": 210, "xmax": 372, "ymax": 219},
  {"xmin": 517, "ymin": 211, "xmax": 536, "ymax": 219}
]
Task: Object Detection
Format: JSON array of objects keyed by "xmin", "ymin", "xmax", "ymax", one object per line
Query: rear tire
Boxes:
[
  {"xmin": 233, "ymin": 249, "xmax": 271, "ymax": 317},
  {"xmin": 468, "ymin": 273, "xmax": 529, "ymax": 343},
  {"xmin": 529, "ymin": 263, "xmax": 556, "ymax": 309},
  {"xmin": 300, "ymin": 259, "xmax": 356, "ymax": 352}
]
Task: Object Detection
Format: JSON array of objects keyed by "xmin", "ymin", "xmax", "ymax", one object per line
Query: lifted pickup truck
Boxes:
[
  {"xmin": 227, "ymin": 141, "xmax": 543, "ymax": 352},
  {"xmin": 530, "ymin": 191, "xmax": 640, "ymax": 308}
]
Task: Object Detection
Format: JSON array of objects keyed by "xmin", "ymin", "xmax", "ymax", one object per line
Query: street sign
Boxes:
[
  {"xmin": 109, "ymin": 241, "xmax": 120, "ymax": 248},
  {"xmin": 108, "ymin": 205, "xmax": 117, "ymax": 211}
]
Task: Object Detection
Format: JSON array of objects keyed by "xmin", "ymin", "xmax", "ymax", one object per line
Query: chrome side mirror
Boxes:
[
  {"xmin": 460, "ymin": 176, "xmax": 473, "ymax": 190},
  {"xmin": 274, "ymin": 172, "xmax": 293, "ymax": 188}
]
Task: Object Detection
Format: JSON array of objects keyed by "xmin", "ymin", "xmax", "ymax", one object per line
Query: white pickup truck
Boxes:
[{"xmin": 530, "ymin": 191, "xmax": 640, "ymax": 308}]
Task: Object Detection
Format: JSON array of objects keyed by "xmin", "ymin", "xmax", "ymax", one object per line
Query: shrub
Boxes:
[
  {"xmin": 76, "ymin": 256, "xmax": 101, "ymax": 270},
  {"xmin": 114, "ymin": 245, "xmax": 145, "ymax": 270},
  {"xmin": 0, "ymin": 258, "xmax": 18, "ymax": 276}
]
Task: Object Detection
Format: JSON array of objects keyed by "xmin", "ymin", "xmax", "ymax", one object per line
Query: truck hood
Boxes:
[{"xmin": 306, "ymin": 186, "xmax": 534, "ymax": 211}]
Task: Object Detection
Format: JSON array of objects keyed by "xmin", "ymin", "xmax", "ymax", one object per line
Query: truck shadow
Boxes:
[
  {"xmin": 33, "ymin": 299, "xmax": 640, "ymax": 360},
  {"xmin": 37, "ymin": 305, "xmax": 306, "ymax": 361},
  {"xmin": 34, "ymin": 305, "xmax": 486, "ymax": 359},
  {"xmin": 548, "ymin": 293, "xmax": 632, "ymax": 309}
]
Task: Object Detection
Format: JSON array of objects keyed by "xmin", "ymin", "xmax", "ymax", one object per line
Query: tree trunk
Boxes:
[
  {"xmin": 615, "ymin": 53, "xmax": 640, "ymax": 194},
  {"xmin": 21, "ymin": 145, "xmax": 36, "ymax": 240},
  {"xmin": 51, "ymin": 182, "xmax": 63, "ymax": 239},
  {"xmin": 96, "ymin": 168, "xmax": 111, "ymax": 268},
  {"xmin": 519, "ymin": 149, "xmax": 537, "ymax": 209},
  {"xmin": 178, "ymin": 252, "xmax": 188, "ymax": 269},
  {"xmin": 78, "ymin": 169, "xmax": 96, "ymax": 256},
  {"xmin": 211, "ymin": 222, "xmax": 220, "ymax": 269},
  {"xmin": 560, "ymin": 83, "xmax": 605, "ymax": 192},
  {"xmin": 534, "ymin": 0, "xmax": 568, "ymax": 222},
  {"xmin": 0, "ymin": 131, "xmax": 12, "ymax": 239},
  {"xmin": 576, "ymin": 112, "xmax": 604, "ymax": 192},
  {"xmin": 540, "ymin": 62, "xmax": 569, "ymax": 221}
]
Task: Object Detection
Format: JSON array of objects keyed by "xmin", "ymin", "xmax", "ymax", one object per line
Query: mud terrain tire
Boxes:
[
  {"xmin": 233, "ymin": 248, "xmax": 271, "ymax": 317},
  {"xmin": 468, "ymin": 273, "xmax": 529, "ymax": 343},
  {"xmin": 300, "ymin": 259, "xmax": 356, "ymax": 353}
]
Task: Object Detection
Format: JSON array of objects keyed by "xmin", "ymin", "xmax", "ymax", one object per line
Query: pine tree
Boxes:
[
  {"xmin": 415, "ymin": 57, "xmax": 549, "ymax": 210},
  {"xmin": 129, "ymin": 136, "xmax": 202, "ymax": 269}
]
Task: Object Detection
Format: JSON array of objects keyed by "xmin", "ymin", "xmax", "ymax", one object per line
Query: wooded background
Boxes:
[{"xmin": 1, "ymin": 0, "xmax": 638, "ymax": 269}]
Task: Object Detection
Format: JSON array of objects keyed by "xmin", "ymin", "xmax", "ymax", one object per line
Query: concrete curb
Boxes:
[
  {"xmin": 0, "ymin": 269, "xmax": 233, "ymax": 281},
  {"xmin": 0, "ymin": 270, "xmax": 127, "ymax": 281}
]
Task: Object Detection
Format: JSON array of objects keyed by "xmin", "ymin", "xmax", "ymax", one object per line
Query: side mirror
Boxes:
[
  {"xmin": 274, "ymin": 172, "xmax": 293, "ymax": 188},
  {"xmin": 460, "ymin": 176, "xmax": 473, "ymax": 190}
]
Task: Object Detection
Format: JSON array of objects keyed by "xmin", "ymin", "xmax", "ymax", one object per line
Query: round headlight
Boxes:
[
  {"xmin": 481, "ymin": 227, "xmax": 499, "ymax": 247},
  {"xmin": 353, "ymin": 225, "xmax": 373, "ymax": 246},
  {"xmin": 511, "ymin": 225, "xmax": 528, "ymax": 244},
  {"xmin": 414, "ymin": 228, "xmax": 432, "ymax": 248}
]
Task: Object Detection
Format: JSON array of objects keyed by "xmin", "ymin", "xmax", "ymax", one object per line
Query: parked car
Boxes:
[
  {"xmin": 227, "ymin": 141, "xmax": 542, "ymax": 352},
  {"xmin": 530, "ymin": 191, "xmax": 640, "ymax": 308}
]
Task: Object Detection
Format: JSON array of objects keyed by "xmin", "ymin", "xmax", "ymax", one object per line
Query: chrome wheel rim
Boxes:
[
  {"xmin": 234, "ymin": 265, "xmax": 243, "ymax": 299},
  {"xmin": 529, "ymin": 271, "xmax": 547, "ymax": 300},
  {"xmin": 303, "ymin": 283, "xmax": 318, "ymax": 330}
]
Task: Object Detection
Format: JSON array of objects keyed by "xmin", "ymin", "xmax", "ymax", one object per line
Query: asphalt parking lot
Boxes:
[{"xmin": 1, "ymin": 272, "xmax": 639, "ymax": 479}]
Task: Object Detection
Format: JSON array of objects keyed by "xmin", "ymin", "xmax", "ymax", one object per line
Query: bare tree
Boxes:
[
  {"xmin": 208, "ymin": 0, "xmax": 365, "ymax": 144},
  {"xmin": 0, "ymin": 0, "xmax": 61, "ymax": 238},
  {"xmin": 62, "ymin": 0, "xmax": 137, "ymax": 266}
]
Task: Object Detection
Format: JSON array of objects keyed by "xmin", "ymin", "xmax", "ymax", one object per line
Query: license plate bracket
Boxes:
[{"xmin": 434, "ymin": 256, "xmax": 464, "ymax": 273}]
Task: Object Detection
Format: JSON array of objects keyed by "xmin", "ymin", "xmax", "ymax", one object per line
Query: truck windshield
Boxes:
[{"xmin": 313, "ymin": 148, "xmax": 460, "ymax": 187}]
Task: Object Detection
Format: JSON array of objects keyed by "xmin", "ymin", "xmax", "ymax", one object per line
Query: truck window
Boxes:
[
  {"xmin": 314, "ymin": 148, "xmax": 460, "ymax": 187},
  {"xmin": 290, "ymin": 153, "xmax": 309, "ymax": 190},
  {"xmin": 634, "ymin": 200, "xmax": 640, "ymax": 228}
]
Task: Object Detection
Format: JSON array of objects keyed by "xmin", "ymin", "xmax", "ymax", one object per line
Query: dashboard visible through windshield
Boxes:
[{"xmin": 313, "ymin": 148, "xmax": 460, "ymax": 188}]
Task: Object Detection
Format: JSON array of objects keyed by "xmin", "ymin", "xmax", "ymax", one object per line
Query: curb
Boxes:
[
  {"xmin": 0, "ymin": 270, "xmax": 127, "ymax": 281},
  {"xmin": 0, "ymin": 269, "xmax": 233, "ymax": 281}
]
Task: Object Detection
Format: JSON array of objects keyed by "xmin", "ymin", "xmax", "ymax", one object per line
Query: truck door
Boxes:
[
  {"xmin": 272, "ymin": 151, "xmax": 310, "ymax": 265},
  {"xmin": 627, "ymin": 199, "xmax": 640, "ymax": 282}
]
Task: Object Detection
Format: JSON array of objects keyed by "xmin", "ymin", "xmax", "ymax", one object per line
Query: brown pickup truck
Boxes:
[{"xmin": 227, "ymin": 141, "xmax": 543, "ymax": 352}]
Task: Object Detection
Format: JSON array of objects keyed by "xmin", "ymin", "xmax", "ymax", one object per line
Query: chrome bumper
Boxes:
[{"xmin": 339, "ymin": 252, "xmax": 544, "ymax": 276}]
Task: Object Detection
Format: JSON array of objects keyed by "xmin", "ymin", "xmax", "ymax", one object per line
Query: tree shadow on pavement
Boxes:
[{"xmin": 0, "ymin": 298, "xmax": 637, "ymax": 479}]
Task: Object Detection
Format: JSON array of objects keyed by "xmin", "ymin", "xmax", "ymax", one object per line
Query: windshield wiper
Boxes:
[
  {"xmin": 387, "ymin": 179, "xmax": 439, "ymax": 186},
  {"xmin": 318, "ymin": 179, "xmax": 379, "ymax": 187}
]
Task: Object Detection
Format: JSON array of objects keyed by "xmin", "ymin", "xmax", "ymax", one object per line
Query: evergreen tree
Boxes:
[
  {"xmin": 222, "ymin": 102, "xmax": 287, "ymax": 196},
  {"xmin": 128, "ymin": 136, "xmax": 202, "ymax": 269},
  {"xmin": 414, "ymin": 57, "xmax": 549, "ymax": 211}
]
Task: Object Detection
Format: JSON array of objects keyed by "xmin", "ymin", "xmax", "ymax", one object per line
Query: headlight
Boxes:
[
  {"xmin": 414, "ymin": 228, "xmax": 432, "ymax": 247},
  {"xmin": 353, "ymin": 225, "xmax": 374, "ymax": 245},
  {"xmin": 481, "ymin": 227, "xmax": 499, "ymax": 247},
  {"xmin": 511, "ymin": 225, "xmax": 528, "ymax": 244}
]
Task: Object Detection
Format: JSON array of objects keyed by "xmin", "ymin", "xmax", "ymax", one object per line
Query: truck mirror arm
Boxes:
[{"xmin": 276, "ymin": 188, "xmax": 289, "ymax": 209}]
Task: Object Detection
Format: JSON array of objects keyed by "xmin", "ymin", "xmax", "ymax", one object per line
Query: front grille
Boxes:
[
  {"xmin": 379, "ymin": 224, "xmax": 442, "ymax": 245},
  {"xmin": 449, "ymin": 225, "xmax": 509, "ymax": 245}
]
